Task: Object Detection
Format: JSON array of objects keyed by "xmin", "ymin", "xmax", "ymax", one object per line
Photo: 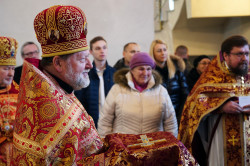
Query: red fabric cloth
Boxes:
[
  {"xmin": 79, "ymin": 132, "xmax": 198, "ymax": 166},
  {"xmin": 25, "ymin": 58, "xmax": 41, "ymax": 69}
]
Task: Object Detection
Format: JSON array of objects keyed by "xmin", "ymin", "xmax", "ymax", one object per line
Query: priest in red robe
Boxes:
[
  {"xmin": 0, "ymin": 36, "xmax": 19, "ymax": 166},
  {"xmin": 179, "ymin": 35, "xmax": 250, "ymax": 166}
]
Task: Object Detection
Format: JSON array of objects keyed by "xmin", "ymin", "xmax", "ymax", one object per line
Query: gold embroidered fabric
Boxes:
[
  {"xmin": 13, "ymin": 59, "xmax": 103, "ymax": 165},
  {"xmin": 0, "ymin": 82, "xmax": 19, "ymax": 166},
  {"xmin": 178, "ymin": 54, "xmax": 250, "ymax": 165},
  {"xmin": 0, "ymin": 37, "xmax": 18, "ymax": 65},
  {"xmin": 80, "ymin": 132, "xmax": 198, "ymax": 166},
  {"xmin": 34, "ymin": 5, "xmax": 88, "ymax": 57}
]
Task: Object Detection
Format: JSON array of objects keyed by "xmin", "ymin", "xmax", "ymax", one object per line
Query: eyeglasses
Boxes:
[
  {"xmin": 23, "ymin": 50, "xmax": 39, "ymax": 56},
  {"xmin": 229, "ymin": 52, "xmax": 249, "ymax": 58},
  {"xmin": 199, "ymin": 62, "xmax": 211, "ymax": 65}
]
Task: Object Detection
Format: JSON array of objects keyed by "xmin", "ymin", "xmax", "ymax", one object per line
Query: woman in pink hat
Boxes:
[{"xmin": 98, "ymin": 52, "xmax": 178, "ymax": 138}]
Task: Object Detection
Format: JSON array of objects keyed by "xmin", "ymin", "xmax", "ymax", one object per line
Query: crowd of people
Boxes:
[{"xmin": 0, "ymin": 4, "xmax": 249, "ymax": 166}]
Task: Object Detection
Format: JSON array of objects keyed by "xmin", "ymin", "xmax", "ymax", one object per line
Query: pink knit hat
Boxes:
[{"xmin": 129, "ymin": 52, "xmax": 155, "ymax": 69}]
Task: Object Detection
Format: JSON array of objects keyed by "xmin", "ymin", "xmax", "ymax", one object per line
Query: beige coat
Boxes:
[{"xmin": 98, "ymin": 69, "xmax": 178, "ymax": 138}]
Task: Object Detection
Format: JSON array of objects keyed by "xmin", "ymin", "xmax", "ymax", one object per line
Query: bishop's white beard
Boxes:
[
  {"xmin": 0, "ymin": 77, "xmax": 13, "ymax": 87},
  {"xmin": 64, "ymin": 64, "xmax": 90, "ymax": 90}
]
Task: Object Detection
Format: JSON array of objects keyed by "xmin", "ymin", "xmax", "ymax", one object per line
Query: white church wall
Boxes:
[{"xmin": 0, "ymin": 0, "xmax": 154, "ymax": 66}]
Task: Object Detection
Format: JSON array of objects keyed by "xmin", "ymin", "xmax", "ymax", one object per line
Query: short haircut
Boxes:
[
  {"xmin": 175, "ymin": 45, "xmax": 188, "ymax": 55},
  {"xmin": 40, "ymin": 53, "xmax": 73, "ymax": 68},
  {"xmin": 21, "ymin": 41, "xmax": 39, "ymax": 58},
  {"xmin": 221, "ymin": 35, "xmax": 248, "ymax": 54},
  {"xmin": 89, "ymin": 36, "xmax": 106, "ymax": 50},
  {"xmin": 123, "ymin": 42, "xmax": 138, "ymax": 52}
]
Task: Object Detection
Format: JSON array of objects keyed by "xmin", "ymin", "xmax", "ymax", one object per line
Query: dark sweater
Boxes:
[
  {"xmin": 113, "ymin": 58, "xmax": 128, "ymax": 71},
  {"xmin": 14, "ymin": 65, "xmax": 23, "ymax": 85},
  {"xmin": 186, "ymin": 68, "xmax": 200, "ymax": 92}
]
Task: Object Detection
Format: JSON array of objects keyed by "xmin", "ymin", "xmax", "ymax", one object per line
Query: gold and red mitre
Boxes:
[
  {"xmin": 34, "ymin": 5, "xmax": 88, "ymax": 57},
  {"xmin": 0, "ymin": 36, "xmax": 18, "ymax": 65}
]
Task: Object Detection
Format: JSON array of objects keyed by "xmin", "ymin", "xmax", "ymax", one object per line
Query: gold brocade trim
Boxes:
[
  {"xmin": 0, "ymin": 37, "xmax": 18, "ymax": 66},
  {"xmin": 182, "ymin": 81, "xmax": 249, "ymax": 147},
  {"xmin": 178, "ymin": 52, "xmax": 250, "ymax": 154},
  {"xmin": 13, "ymin": 132, "xmax": 44, "ymax": 157},
  {"xmin": 197, "ymin": 92, "xmax": 235, "ymax": 98},
  {"xmin": 13, "ymin": 101, "xmax": 82, "ymax": 158},
  {"xmin": 217, "ymin": 53, "xmax": 230, "ymax": 74},
  {"xmin": 41, "ymin": 40, "xmax": 88, "ymax": 57},
  {"xmin": 187, "ymin": 85, "xmax": 250, "ymax": 149},
  {"xmin": 188, "ymin": 54, "xmax": 250, "ymax": 100},
  {"xmin": 34, "ymin": 11, "xmax": 47, "ymax": 45},
  {"xmin": 41, "ymin": 101, "xmax": 82, "ymax": 157},
  {"xmin": 189, "ymin": 82, "xmax": 250, "ymax": 100},
  {"xmin": 222, "ymin": 114, "xmax": 244, "ymax": 166},
  {"xmin": 0, "ymin": 58, "xmax": 16, "ymax": 65},
  {"xmin": 182, "ymin": 97, "xmax": 231, "ymax": 149},
  {"xmin": 34, "ymin": 5, "xmax": 89, "ymax": 58},
  {"xmin": 240, "ymin": 115, "xmax": 245, "ymax": 165},
  {"xmin": 0, "ymin": 94, "xmax": 18, "ymax": 100},
  {"xmin": 57, "ymin": 6, "xmax": 85, "ymax": 41},
  {"xmin": 12, "ymin": 81, "xmax": 19, "ymax": 91},
  {"xmin": 46, "ymin": 6, "xmax": 57, "ymax": 40},
  {"xmin": 127, "ymin": 135, "xmax": 167, "ymax": 149},
  {"xmin": 80, "ymin": 153, "xmax": 105, "ymax": 166},
  {"xmin": 244, "ymin": 115, "xmax": 250, "ymax": 165}
]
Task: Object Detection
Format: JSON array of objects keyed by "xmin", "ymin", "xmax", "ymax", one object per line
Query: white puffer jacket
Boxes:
[{"xmin": 98, "ymin": 69, "xmax": 178, "ymax": 138}]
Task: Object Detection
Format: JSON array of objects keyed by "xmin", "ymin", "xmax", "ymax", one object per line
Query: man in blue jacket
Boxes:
[{"xmin": 75, "ymin": 36, "xmax": 115, "ymax": 128}]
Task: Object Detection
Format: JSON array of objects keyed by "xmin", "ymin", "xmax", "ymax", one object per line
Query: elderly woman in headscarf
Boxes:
[
  {"xmin": 98, "ymin": 52, "xmax": 178, "ymax": 138},
  {"xmin": 186, "ymin": 55, "xmax": 211, "ymax": 91}
]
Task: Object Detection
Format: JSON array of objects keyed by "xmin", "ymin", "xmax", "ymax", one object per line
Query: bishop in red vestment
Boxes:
[{"xmin": 0, "ymin": 36, "xmax": 19, "ymax": 166}]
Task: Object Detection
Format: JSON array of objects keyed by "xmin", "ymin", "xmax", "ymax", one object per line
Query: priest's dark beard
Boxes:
[{"xmin": 230, "ymin": 61, "xmax": 249, "ymax": 76}]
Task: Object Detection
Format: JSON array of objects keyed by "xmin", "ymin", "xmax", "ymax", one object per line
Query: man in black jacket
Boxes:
[
  {"xmin": 75, "ymin": 36, "xmax": 115, "ymax": 128},
  {"xmin": 175, "ymin": 45, "xmax": 193, "ymax": 77},
  {"xmin": 113, "ymin": 42, "xmax": 140, "ymax": 70},
  {"xmin": 14, "ymin": 41, "xmax": 40, "ymax": 84}
]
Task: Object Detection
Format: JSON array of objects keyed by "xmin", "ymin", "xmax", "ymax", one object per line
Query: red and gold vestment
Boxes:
[
  {"xmin": 13, "ymin": 59, "xmax": 103, "ymax": 165},
  {"xmin": 178, "ymin": 54, "xmax": 250, "ymax": 165},
  {"xmin": 80, "ymin": 131, "xmax": 198, "ymax": 166},
  {"xmin": 0, "ymin": 81, "xmax": 19, "ymax": 166}
]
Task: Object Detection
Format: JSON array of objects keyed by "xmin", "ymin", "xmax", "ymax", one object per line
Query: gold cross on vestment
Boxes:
[
  {"xmin": 64, "ymin": 9, "xmax": 76, "ymax": 24},
  {"xmin": 228, "ymin": 135, "xmax": 239, "ymax": 146},
  {"xmin": 60, "ymin": 9, "xmax": 80, "ymax": 31},
  {"xmin": 127, "ymin": 135, "xmax": 166, "ymax": 149}
]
